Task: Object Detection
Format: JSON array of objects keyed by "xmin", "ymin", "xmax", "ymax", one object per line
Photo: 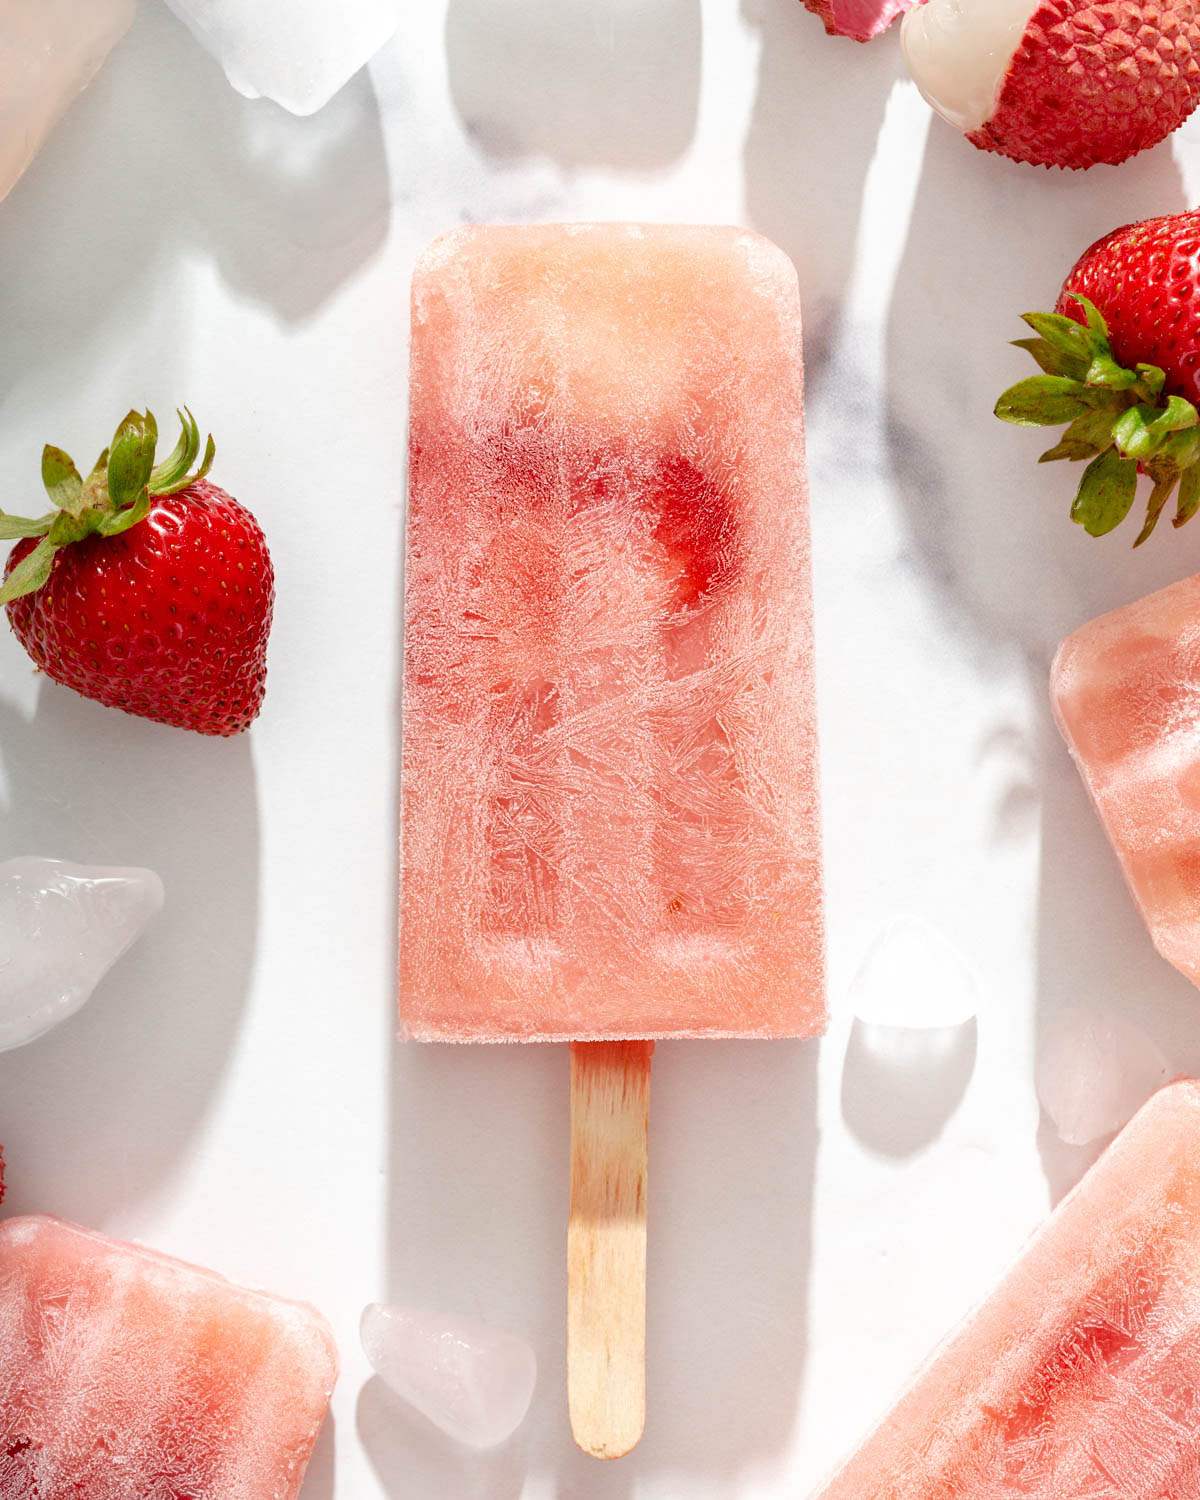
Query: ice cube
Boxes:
[
  {"xmin": 0, "ymin": 857, "xmax": 163, "ymax": 1050},
  {"xmin": 0, "ymin": 0, "xmax": 135, "ymax": 203},
  {"xmin": 361, "ymin": 1303, "xmax": 537, "ymax": 1449},
  {"xmin": 1036, "ymin": 1004, "xmax": 1170, "ymax": 1146},
  {"xmin": 161, "ymin": 0, "xmax": 399, "ymax": 115},
  {"xmin": 848, "ymin": 916, "xmax": 980, "ymax": 1029}
]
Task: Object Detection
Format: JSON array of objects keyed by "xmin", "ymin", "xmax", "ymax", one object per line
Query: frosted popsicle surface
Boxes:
[
  {"xmin": 1053, "ymin": 574, "xmax": 1200, "ymax": 988},
  {"xmin": 814, "ymin": 1081, "xmax": 1200, "ymax": 1498},
  {"xmin": 0, "ymin": 1216, "xmax": 337, "ymax": 1499},
  {"xmin": 400, "ymin": 224, "xmax": 824, "ymax": 1042}
]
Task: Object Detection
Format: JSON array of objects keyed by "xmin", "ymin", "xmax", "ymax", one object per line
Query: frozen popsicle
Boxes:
[
  {"xmin": 0, "ymin": 1215, "xmax": 337, "ymax": 1497},
  {"xmin": 813, "ymin": 1079, "xmax": 1200, "ymax": 1498},
  {"xmin": 0, "ymin": 0, "xmax": 135, "ymax": 204},
  {"xmin": 400, "ymin": 223, "xmax": 825, "ymax": 1456},
  {"xmin": 1052, "ymin": 573, "xmax": 1200, "ymax": 987}
]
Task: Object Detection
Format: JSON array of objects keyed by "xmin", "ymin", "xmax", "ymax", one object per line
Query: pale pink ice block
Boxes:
[
  {"xmin": 400, "ymin": 223, "xmax": 825, "ymax": 1043},
  {"xmin": 1052, "ymin": 574, "xmax": 1200, "ymax": 987},
  {"xmin": 0, "ymin": 1215, "xmax": 337, "ymax": 1498},
  {"xmin": 814, "ymin": 1080, "xmax": 1200, "ymax": 1498}
]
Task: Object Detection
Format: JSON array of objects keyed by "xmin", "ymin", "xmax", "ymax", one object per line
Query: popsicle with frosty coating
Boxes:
[
  {"xmin": 0, "ymin": 1215, "xmax": 337, "ymax": 1498},
  {"xmin": 814, "ymin": 1080, "xmax": 1200, "ymax": 1498},
  {"xmin": 400, "ymin": 222, "xmax": 824, "ymax": 1044},
  {"xmin": 1053, "ymin": 573, "xmax": 1200, "ymax": 987},
  {"xmin": 399, "ymin": 223, "xmax": 825, "ymax": 1458}
]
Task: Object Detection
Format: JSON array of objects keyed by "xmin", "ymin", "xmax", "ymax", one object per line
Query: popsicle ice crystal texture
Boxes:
[
  {"xmin": 0, "ymin": 0, "xmax": 134, "ymax": 203},
  {"xmin": 814, "ymin": 1081, "xmax": 1200, "ymax": 1497},
  {"xmin": 400, "ymin": 224, "xmax": 825, "ymax": 1042},
  {"xmin": 1052, "ymin": 574, "xmax": 1200, "ymax": 987},
  {"xmin": 0, "ymin": 1216, "xmax": 337, "ymax": 1498}
]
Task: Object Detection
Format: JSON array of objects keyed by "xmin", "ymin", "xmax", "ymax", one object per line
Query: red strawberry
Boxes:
[
  {"xmin": 995, "ymin": 210, "xmax": 1200, "ymax": 545},
  {"xmin": 1, "ymin": 410, "xmax": 273, "ymax": 735},
  {"xmin": 1057, "ymin": 210, "xmax": 1200, "ymax": 404}
]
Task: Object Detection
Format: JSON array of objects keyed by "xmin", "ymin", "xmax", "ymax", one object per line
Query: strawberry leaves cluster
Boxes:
[
  {"xmin": 995, "ymin": 295, "xmax": 1200, "ymax": 546},
  {"xmin": 0, "ymin": 409, "xmax": 214, "ymax": 605}
]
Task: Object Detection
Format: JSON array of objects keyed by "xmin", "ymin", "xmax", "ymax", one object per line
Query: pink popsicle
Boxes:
[
  {"xmin": 1053, "ymin": 573, "xmax": 1200, "ymax": 986},
  {"xmin": 400, "ymin": 223, "xmax": 825, "ymax": 1043},
  {"xmin": 0, "ymin": 1215, "xmax": 337, "ymax": 1498},
  {"xmin": 814, "ymin": 1080, "xmax": 1200, "ymax": 1498},
  {"xmin": 398, "ymin": 223, "xmax": 825, "ymax": 1457}
]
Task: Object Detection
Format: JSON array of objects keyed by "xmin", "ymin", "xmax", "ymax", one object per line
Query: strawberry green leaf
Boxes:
[
  {"xmin": 1011, "ymin": 337, "xmax": 1090, "ymax": 381},
  {"xmin": 1038, "ymin": 407, "xmax": 1118, "ymax": 463},
  {"xmin": 196, "ymin": 433, "xmax": 215, "ymax": 484},
  {"xmin": 1071, "ymin": 449, "xmax": 1139, "ymax": 536},
  {"xmin": 97, "ymin": 488, "xmax": 151, "ymax": 537},
  {"xmin": 1135, "ymin": 364, "xmax": 1167, "ymax": 401},
  {"xmin": 0, "ymin": 510, "xmax": 55, "ymax": 540},
  {"xmin": 107, "ymin": 412, "xmax": 156, "ymax": 510},
  {"xmin": 148, "ymin": 408, "xmax": 198, "ymax": 493},
  {"xmin": 1084, "ymin": 353, "xmax": 1140, "ymax": 391},
  {"xmin": 1067, "ymin": 295, "xmax": 1116, "ymax": 353},
  {"xmin": 0, "ymin": 536, "xmax": 58, "ymax": 605},
  {"xmin": 1113, "ymin": 398, "xmax": 1197, "ymax": 462},
  {"xmin": 1134, "ymin": 469, "xmax": 1180, "ymax": 546},
  {"xmin": 149, "ymin": 409, "xmax": 215, "ymax": 497},
  {"xmin": 995, "ymin": 376, "xmax": 1097, "ymax": 427},
  {"xmin": 1000, "ymin": 298, "xmax": 1200, "ymax": 542},
  {"xmin": 41, "ymin": 447, "xmax": 84, "ymax": 516},
  {"xmin": 1176, "ymin": 466, "xmax": 1200, "ymax": 529},
  {"xmin": 47, "ymin": 510, "xmax": 93, "ymax": 546},
  {"xmin": 1021, "ymin": 311, "xmax": 1097, "ymax": 362}
]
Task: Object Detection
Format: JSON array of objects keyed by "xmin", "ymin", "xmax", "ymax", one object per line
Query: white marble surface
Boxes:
[{"xmin": 3, "ymin": 3, "xmax": 1200, "ymax": 1496}]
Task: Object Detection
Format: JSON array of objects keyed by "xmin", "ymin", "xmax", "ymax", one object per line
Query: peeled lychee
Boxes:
[
  {"xmin": 902, "ymin": 0, "xmax": 1200, "ymax": 169},
  {"xmin": 801, "ymin": 0, "xmax": 918, "ymax": 42}
]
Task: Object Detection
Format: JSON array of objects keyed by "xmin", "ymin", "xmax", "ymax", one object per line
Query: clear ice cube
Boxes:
[
  {"xmin": 848, "ymin": 916, "xmax": 980, "ymax": 1029},
  {"xmin": 1036, "ymin": 1004, "xmax": 1169, "ymax": 1146},
  {"xmin": 361, "ymin": 1303, "xmax": 537, "ymax": 1449},
  {"xmin": 0, "ymin": 0, "xmax": 135, "ymax": 203},
  {"xmin": 161, "ymin": 0, "xmax": 399, "ymax": 115},
  {"xmin": 0, "ymin": 857, "xmax": 163, "ymax": 1050}
]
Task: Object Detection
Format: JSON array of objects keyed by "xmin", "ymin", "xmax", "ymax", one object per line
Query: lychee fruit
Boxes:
[
  {"xmin": 901, "ymin": 0, "xmax": 1200, "ymax": 169},
  {"xmin": 800, "ymin": 0, "xmax": 918, "ymax": 42}
]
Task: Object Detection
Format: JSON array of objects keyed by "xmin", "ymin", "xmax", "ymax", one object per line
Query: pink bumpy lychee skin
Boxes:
[
  {"xmin": 801, "ymin": 0, "xmax": 917, "ymax": 42},
  {"xmin": 971, "ymin": 0, "xmax": 1200, "ymax": 169}
]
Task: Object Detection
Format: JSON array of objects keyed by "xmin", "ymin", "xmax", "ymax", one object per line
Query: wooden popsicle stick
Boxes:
[{"xmin": 567, "ymin": 1039, "xmax": 653, "ymax": 1460}]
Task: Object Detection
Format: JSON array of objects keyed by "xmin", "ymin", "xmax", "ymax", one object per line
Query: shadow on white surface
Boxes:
[
  {"xmin": 841, "ymin": 1017, "xmax": 976, "ymax": 1157},
  {"xmin": 358, "ymin": 1374, "xmax": 528, "ymax": 1499},
  {"xmin": 0, "ymin": 682, "xmax": 258, "ymax": 1222},
  {"xmin": 882, "ymin": 120, "xmax": 1200, "ymax": 1205},
  {"xmin": 0, "ymin": 2, "xmax": 389, "ymax": 357},
  {"xmin": 445, "ymin": 0, "xmax": 700, "ymax": 170},
  {"xmin": 377, "ymin": 1039, "xmax": 817, "ymax": 1497},
  {"xmin": 301, "ymin": 1410, "xmax": 337, "ymax": 1500},
  {"xmin": 742, "ymin": 0, "xmax": 906, "ymax": 384}
]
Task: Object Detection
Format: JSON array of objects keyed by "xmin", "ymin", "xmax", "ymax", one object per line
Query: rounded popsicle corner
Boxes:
[{"xmin": 0, "ymin": 1214, "xmax": 338, "ymax": 1499}]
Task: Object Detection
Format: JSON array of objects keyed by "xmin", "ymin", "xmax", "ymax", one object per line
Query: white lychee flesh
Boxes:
[{"xmin": 901, "ymin": 0, "xmax": 1040, "ymax": 132}]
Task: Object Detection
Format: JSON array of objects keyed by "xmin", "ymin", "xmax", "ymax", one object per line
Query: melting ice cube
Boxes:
[
  {"xmin": 0, "ymin": 857, "xmax": 163, "ymax": 1050},
  {"xmin": 848, "ymin": 915, "xmax": 980, "ymax": 1029},
  {"xmin": 161, "ymin": 0, "xmax": 399, "ymax": 115},
  {"xmin": 361, "ymin": 1303, "xmax": 536, "ymax": 1448},
  {"xmin": 0, "ymin": 0, "xmax": 135, "ymax": 203},
  {"xmin": 1036, "ymin": 1004, "xmax": 1169, "ymax": 1146}
]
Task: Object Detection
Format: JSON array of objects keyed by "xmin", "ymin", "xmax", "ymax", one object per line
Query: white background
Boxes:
[{"xmin": 3, "ymin": 2, "xmax": 1200, "ymax": 1496}]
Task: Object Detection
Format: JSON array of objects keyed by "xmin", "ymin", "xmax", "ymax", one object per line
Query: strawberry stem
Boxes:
[
  {"xmin": 996, "ymin": 296, "xmax": 1200, "ymax": 545},
  {"xmin": 0, "ymin": 409, "xmax": 216, "ymax": 606}
]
